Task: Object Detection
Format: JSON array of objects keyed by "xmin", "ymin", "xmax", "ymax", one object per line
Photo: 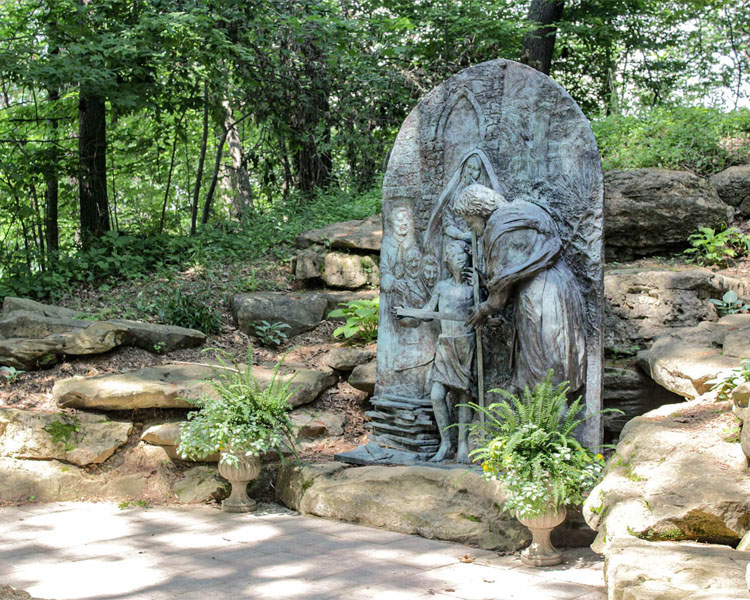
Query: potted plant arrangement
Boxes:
[
  {"xmin": 468, "ymin": 371, "xmax": 608, "ymax": 566},
  {"xmin": 177, "ymin": 349, "xmax": 297, "ymax": 513}
]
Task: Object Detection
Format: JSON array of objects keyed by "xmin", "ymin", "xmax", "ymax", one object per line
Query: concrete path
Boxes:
[{"xmin": 0, "ymin": 502, "xmax": 606, "ymax": 600}]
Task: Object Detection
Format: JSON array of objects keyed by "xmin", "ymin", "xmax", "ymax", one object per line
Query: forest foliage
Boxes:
[{"xmin": 0, "ymin": 0, "xmax": 748, "ymax": 301}]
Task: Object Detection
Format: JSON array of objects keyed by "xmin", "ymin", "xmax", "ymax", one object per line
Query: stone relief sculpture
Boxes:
[
  {"xmin": 337, "ymin": 59, "xmax": 603, "ymax": 465},
  {"xmin": 456, "ymin": 184, "xmax": 586, "ymax": 392}
]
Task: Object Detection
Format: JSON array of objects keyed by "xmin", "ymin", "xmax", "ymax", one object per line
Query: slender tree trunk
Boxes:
[
  {"xmin": 78, "ymin": 90, "xmax": 109, "ymax": 247},
  {"xmin": 44, "ymin": 88, "xmax": 60, "ymax": 256},
  {"xmin": 159, "ymin": 114, "xmax": 184, "ymax": 234},
  {"xmin": 520, "ymin": 0, "xmax": 565, "ymax": 75},
  {"xmin": 201, "ymin": 128, "xmax": 229, "ymax": 226},
  {"xmin": 222, "ymin": 100, "xmax": 253, "ymax": 219},
  {"xmin": 190, "ymin": 84, "xmax": 209, "ymax": 236}
]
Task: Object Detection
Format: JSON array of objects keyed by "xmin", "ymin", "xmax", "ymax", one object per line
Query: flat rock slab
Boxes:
[
  {"xmin": 605, "ymin": 538, "xmax": 749, "ymax": 600},
  {"xmin": 638, "ymin": 314, "xmax": 750, "ymax": 398},
  {"xmin": 584, "ymin": 399, "xmax": 750, "ymax": 554},
  {"xmin": 604, "ymin": 168, "xmax": 732, "ymax": 260},
  {"xmin": 0, "ymin": 310, "xmax": 205, "ymax": 370},
  {"xmin": 277, "ymin": 462, "xmax": 594, "ymax": 552},
  {"xmin": 54, "ymin": 362, "xmax": 337, "ymax": 410},
  {"xmin": 2, "ymin": 296, "xmax": 89, "ymax": 319},
  {"xmin": 232, "ymin": 292, "xmax": 329, "ymax": 337},
  {"xmin": 295, "ymin": 214, "xmax": 382, "ymax": 251},
  {"xmin": 325, "ymin": 346, "xmax": 376, "ymax": 371},
  {"xmin": 0, "ymin": 408, "xmax": 131, "ymax": 465}
]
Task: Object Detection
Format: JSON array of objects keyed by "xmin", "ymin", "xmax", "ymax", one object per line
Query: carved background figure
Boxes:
[{"xmin": 367, "ymin": 59, "xmax": 603, "ymax": 459}]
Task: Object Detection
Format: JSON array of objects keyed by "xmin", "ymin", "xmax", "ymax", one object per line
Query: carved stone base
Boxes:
[
  {"xmin": 218, "ymin": 452, "xmax": 261, "ymax": 513},
  {"xmin": 517, "ymin": 507, "xmax": 567, "ymax": 567}
]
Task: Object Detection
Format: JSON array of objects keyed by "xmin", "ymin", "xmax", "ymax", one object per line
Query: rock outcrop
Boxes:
[
  {"xmin": 295, "ymin": 214, "xmax": 382, "ymax": 251},
  {"xmin": 637, "ymin": 314, "xmax": 750, "ymax": 399},
  {"xmin": 584, "ymin": 399, "xmax": 750, "ymax": 553},
  {"xmin": 0, "ymin": 408, "xmax": 131, "ymax": 465},
  {"xmin": 277, "ymin": 462, "xmax": 594, "ymax": 551},
  {"xmin": 602, "ymin": 266, "xmax": 750, "ymax": 354},
  {"xmin": 0, "ymin": 298, "xmax": 206, "ymax": 370},
  {"xmin": 710, "ymin": 164, "xmax": 750, "ymax": 217},
  {"xmin": 604, "ymin": 538, "xmax": 749, "ymax": 600},
  {"xmin": 604, "ymin": 169, "xmax": 732, "ymax": 260},
  {"xmin": 53, "ymin": 362, "xmax": 338, "ymax": 410},
  {"xmin": 348, "ymin": 360, "xmax": 376, "ymax": 395}
]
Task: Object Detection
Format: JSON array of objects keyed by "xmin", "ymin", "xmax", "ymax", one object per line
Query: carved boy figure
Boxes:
[
  {"xmin": 455, "ymin": 183, "xmax": 586, "ymax": 392},
  {"xmin": 421, "ymin": 240, "xmax": 476, "ymax": 463}
]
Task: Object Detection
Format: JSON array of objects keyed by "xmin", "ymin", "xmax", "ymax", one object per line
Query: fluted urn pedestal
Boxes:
[
  {"xmin": 516, "ymin": 507, "xmax": 567, "ymax": 567},
  {"xmin": 218, "ymin": 452, "xmax": 261, "ymax": 513}
]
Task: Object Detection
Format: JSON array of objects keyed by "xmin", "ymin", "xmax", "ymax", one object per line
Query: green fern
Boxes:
[{"xmin": 465, "ymin": 370, "xmax": 616, "ymax": 519}]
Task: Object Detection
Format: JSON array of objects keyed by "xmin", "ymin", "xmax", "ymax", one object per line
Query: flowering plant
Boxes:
[
  {"xmin": 177, "ymin": 349, "xmax": 296, "ymax": 467},
  {"xmin": 468, "ymin": 371, "xmax": 609, "ymax": 519}
]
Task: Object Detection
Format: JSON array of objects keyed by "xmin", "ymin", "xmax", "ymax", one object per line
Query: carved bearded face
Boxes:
[{"xmin": 392, "ymin": 208, "xmax": 410, "ymax": 239}]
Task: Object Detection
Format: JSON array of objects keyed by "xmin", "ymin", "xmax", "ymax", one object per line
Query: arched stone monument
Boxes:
[{"xmin": 339, "ymin": 59, "xmax": 603, "ymax": 465}]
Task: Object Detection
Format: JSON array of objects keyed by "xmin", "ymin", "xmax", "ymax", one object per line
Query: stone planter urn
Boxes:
[
  {"xmin": 516, "ymin": 506, "xmax": 567, "ymax": 567},
  {"xmin": 217, "ymin": 452, "xmax": 261, "ymax": 513}
]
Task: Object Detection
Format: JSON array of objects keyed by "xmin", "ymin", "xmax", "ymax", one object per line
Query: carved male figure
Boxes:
[
  {"xmin": 420, "ymin": 240, "xmax": 476, "ymax": 463},
  {"xmin": 455, "ymin": 184, "xmax": 586, "ymax": 392}
]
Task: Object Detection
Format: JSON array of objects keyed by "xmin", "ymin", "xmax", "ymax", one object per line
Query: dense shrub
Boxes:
[{"xmin": 593, "ymin": 107, "xmax": 750, "ymax": 176}]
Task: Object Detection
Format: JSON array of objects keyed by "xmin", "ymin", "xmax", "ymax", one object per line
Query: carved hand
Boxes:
[{"xmin": 465, "ymin": 301, "xmax": 492, "ymax": 329}]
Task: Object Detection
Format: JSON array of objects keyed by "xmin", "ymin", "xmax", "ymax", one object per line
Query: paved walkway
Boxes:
[{"xmin": 0, "ymin": 502, "xmax": 606, "ymax": 600}]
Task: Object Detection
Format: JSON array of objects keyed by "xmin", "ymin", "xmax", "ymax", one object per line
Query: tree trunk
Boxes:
[
  {"xmin": 44, "ymin": 89, "xmax": 60, "ymax": 255},
  {"xmin": 78, "ymin": 91, "xmax": 109, "ymax": 247},
  {"xmin": 222, "ymin": 100, "xmax": 253, "ymax": 219},
  {"xmin": 521, "ymin": 0, "xmax": 565, "ymax": 75},
  {"xmin": 190, "ymin": 83, "xmax": 209, "ymax": 236}
]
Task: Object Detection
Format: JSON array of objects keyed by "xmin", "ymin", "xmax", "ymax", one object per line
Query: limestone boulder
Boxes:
[
  {"xmin": 293, "ymin": 249, "xmax": 324, "ymax": 280},
  {"xmin": 0, "ymin": 456, "xmax": 161, "ymax": 503},
  {"xmin": 231, "ymin": 292, "xmax": 328, "ymax": 337},
  {"xmin": 0, "ymin": 338, "xmax": 63, "ymax": 370},
  {"xmin": 710, "ymin": 164, "xmax": 750, "ymax": 216},
  {"xmin": 2, "ymin": 296, "xmax": 89, "ymax": 319},
  {"xmin": 54, "ymin": 362, "xmax": 337, "ymax": 410},
  {"xmin": 325, "ymin": 347, "xmax": 376, "ymax": 371},
  {"xmin": 105, "ymin": 320, "xmax": 206, "ymax": 352},
  {"xmin": 173, "ymin": 466, "xmax": 228, "ymax": 503},
  {"xmin": 0, "ymin": 408, "xmax": 131, "ymax": 465},
  {"xmin": 348, "ymin": 360, "xmax": 376, "ymax": 395},
  {"xmin": 277, "ymin": 462, "xmax": 529, "ymax": 550},
  {"xmin": 290, "ymin": 407, "xmax": 345, "ymax": 439},
  {"xmin": 319, "ymin": 290, "xmax": 379, "ymax": 318},
  {"xmin": 295, "ymin": 214, "xmax": 382, "ymax": 252},
  {"xmin": 604, "ymin": 169, "xmax": 733, "ymax": 260},
  {"xmin": 583, "ymin": 399, "xmax": 750, "ymax": 554},
  {"xmin": 321, "ymin": 253, "xmax": 379, "ymax": 289},
  {"xmin": 637, "ymin": 314, "xmax": 750, "ymax": 398},
  {"xmin": 604, "ymin": 538, "xmax": 749, "ymax": 600},
  {"xmin": 0, "ymin": 311, "xmax": 91, "ymax": 339},
  {"xmin": 53, "ymin": 364, "xmax": 211, "ymax": 410},
  {"xmin": 603, "ymin": 266, "xmax": 732, "ymax": 354}
]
